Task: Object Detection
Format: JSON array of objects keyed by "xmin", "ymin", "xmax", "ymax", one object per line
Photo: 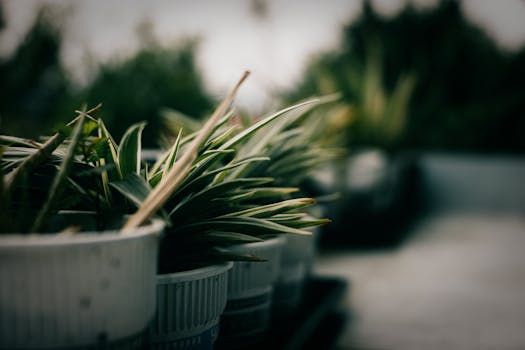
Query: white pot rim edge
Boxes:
[
  {"xmin": 157, "ymin": 261, "xmax": 233, "ymax": 284},
  {"xmin": 0, "ymin": 219, "xmax": 164, "ymax": 247}
]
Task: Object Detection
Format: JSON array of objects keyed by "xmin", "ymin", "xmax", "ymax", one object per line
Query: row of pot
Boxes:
[
  {"xmin": 153, "ymin": 227, "xmax": 319, "ymax": 349},
  {"xmin": 0, "ymin": 219, "xmax": 318, "ymax": 349}
]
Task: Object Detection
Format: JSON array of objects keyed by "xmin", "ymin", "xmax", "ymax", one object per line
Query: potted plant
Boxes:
[
  {"xmin": 162, "ymin": 91, "xmax": 334, "ymax": 347},
  {"xmin": 73, "ymin": 72, "xmax": 325, "ymax": 349},
  {"xmin": 226, "ymin": 97, "xmax": 341, "ymax": 321},
  {"xmin": 0, "ymin": 108, "xmax": 164, "ymax": 349}
]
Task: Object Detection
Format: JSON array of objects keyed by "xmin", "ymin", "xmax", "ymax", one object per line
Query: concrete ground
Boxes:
[{"xmin": 316, "ymin": 211, "xmax": 525, "ymax": 350}]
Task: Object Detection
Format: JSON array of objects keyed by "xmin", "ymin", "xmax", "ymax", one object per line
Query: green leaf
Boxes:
[
  {"xmin": 84, "ymin": 136, "xmax": 109, "ymax": 163},
  {"xmin": 283, "ymin": 218, "xmax": 331, "ymax": 229},
  {"xmin": 222, "ymin": 97, "xmax": 322, "ymax": 151},
  {"xmin": 205, "ymin": 125, "xmax": 239, "ymax": 151},
  {"xmin": 267, "ymin": 213, "xmax": 307, "ymax": 222},
  {"xmin": 98, "ymin": 119, "xmax": 120, "ymax": 182},
  {"xmin": 166, "ymin": 149, "xmax": 234, "ymax": 197},
  {"xmin": 149, "ymin": 129, "xmax": 182, "ymax": 180},
  {"xmin": 4, "ymin": 127, "xmax": 70, "ymax": 193},
  {"xmin": 194, "ymin": 148, "xmax": 234, "ymax": 164},
  {"xmin": 212, "ymin": 155, "xmax": 269, "ymax": 184},
  {"xmin": 118, "ymin": 122, "xmax": 146, "ymax": 177},
  {"xmin": 201, "ymin": 109, "xmax": 237, "ymax": 149},
  {"xmin": 169, "ymin": 178, "xmax": 273, "ymax": 220},
  {"xmin": 177, "ymin": 217, "xmax": 311, "ymax": 236},
  {"xmin": 173, "ymin": 156, "xmax": 269, "ymax": 201},
  {"xmin": 31, "ymin": 115, "xmax": 86, "ymax": 232},
  {"xmin": 82, "ymin": 119, "xmax": 99, "ymax": 137},
  {"xmin": 220, "ymin": 198, "xmax": 315, "ymax": 219},
  {"xmin": 162, "ymin": 129, "xmax": 183, "ymax": 181},
  {"xmin": 110, "ymin": 172, "xmax": 152, "ymax": 208},
  {"xmin": 245, "ymin": 187, "xmax": 299, "ymax": 200},
  {"xmin": 212, "ymin": 190, "xmax": 255, "ymax": 202}
]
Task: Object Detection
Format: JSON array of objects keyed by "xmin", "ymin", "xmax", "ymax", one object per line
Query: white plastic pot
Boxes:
[
  {"xmin": 0, "ymin": 219, "xmax": 163, "ymax": 349},
  {"xmin": 272, "ymin": 232, "xmax": 315, "ymax": 319},
  {"xmin": 216, "ymin": 236, "xmax": 284, "ymax": 348},
  {"xmin": 149, "ymin": 262, "xmax": 232, "ymax": 350}
]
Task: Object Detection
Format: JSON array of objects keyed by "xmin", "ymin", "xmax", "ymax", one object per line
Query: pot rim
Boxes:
[
  {"xmin": 157, "ymin": 261, "xmax": 233, "ymax": 284},
  {"xmin": 0, "ymin": 218, "xmax": 164, "ymax": 248}
]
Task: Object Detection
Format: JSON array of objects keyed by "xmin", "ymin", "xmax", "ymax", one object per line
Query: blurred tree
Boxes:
[
  {"xmin": 0, "ymin": 5, "xmax": 72, "ymax": 137},
  {"xmin": 79, "ymin": 39, "xmax": 214, "ymax": 146},
  {"xmin": 0, "ymin": 1, "xmax": 4, "ymax": 31},
  {"xmin": 287, "ymin": 0, "xmax": 525, "ymax": 153},
  {"xmin": 0, "ymin": 8, "xmax": 214, "ymax": 146}
]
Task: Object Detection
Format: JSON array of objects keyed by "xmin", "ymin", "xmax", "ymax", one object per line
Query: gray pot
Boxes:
[
  {"xmin": 149, "ymin": 262, "xmax": 233, "ymax": 350},
  {"xmin": 0, "ymin": 219, "xmax": 163, "ymax": 349},
  {"xmin": 217, "ymin": 236, "xmax": 284, "ymax": 348},
  {"xmin": 272, "ymin": 227, "xmax": 319, "ymax": 319}
]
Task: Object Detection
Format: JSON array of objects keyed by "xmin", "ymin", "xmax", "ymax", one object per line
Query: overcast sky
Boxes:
[{"xmin": 2, "ymin": 0, "xmax": 525, "ymax": 111}]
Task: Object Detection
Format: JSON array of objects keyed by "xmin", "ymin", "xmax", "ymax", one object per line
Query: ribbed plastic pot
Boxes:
[
  {"xmin": 272, "ymin": 230, "xmax": 317, "ymax": 319},
  {"xmin": 216, "ymin": 236, "xmax": 284, "ymax": 349},
  {"xmin": 0, "ymin": 219, "xmax": 163, "ymax": 349},
  {"xmin": 149, "ymin": 262, "xmax": 232, "ymax": 350}
]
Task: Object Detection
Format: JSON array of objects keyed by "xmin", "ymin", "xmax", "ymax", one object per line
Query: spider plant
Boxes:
[
  {"xmin": 0, "ymin": 105, "xmax": 103, "ymax": 233},
  {"xmin": 163, "ymin": 94, "xmax": 342, "ymax": 207},
  {"xmin": 2, "ymin": 71, "xmax": 330, "ymax": 273},
  {"xmin": 85, "ymin": 73, "xmax": 331, "ymax": 272},
  {"xmin": 0, "ymin": 105, "xmax": 167, "ymax": 350},
  {"xmin": 234, "ymin": 97, "xmax": 342, "ymax": 189}
]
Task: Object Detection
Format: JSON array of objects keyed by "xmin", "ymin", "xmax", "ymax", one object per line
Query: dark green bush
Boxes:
[{"xmin": 287, "ymin": 0, "xmax": 525, "ymax": 153}]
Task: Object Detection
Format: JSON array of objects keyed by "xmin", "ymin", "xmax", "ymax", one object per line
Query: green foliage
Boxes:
[
  {"xmin": 1, "ymin": 86, "xmax": 332, "ymax": 272},
  {"xmin": 0, "ymin": 8, "xmax": 214, "ymax": 148},
  {"xmin": 30, "ymin": 115, "xmax": 86, "ymax": 232},
  {"xmin": 0, "ymin": 6, "xmax": 71, "ymax": 138},
  {"xmin": 117, "ymin": 122, "xmax": 145, "ymax": 177},
  {"xmin": 164, "ymin": 95, "xmax": 342, "ymax": 190},
  {"xmin": 160, "ymin": 100, "xmax": 334, "ymax": 270},
  {"xmin": 233, "ymin": 96, "xmax": 343, "ymax": 189},
  {"xmin": 0, "ymin": 110, "xmax": 94, "ymax": 233},
  {"xmin": 287, "ymin": 0, "xmax": 525, "ymax": 152},
  {"xmin": 78, "ymin": 41, "xmax": 215, "ymax": 147},
  {"xmin": 98, "ymin": 98, "xmax": 330, "ymax": 271},
  {"xmin": 2, "ymin": 96, "xmax": 330, "ymax": 268},
  {"xmin": 0, "ymin": 103, "xmax": 160, "ymax": 233}
]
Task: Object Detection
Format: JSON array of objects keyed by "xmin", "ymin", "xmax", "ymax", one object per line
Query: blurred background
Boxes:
[
  {"xmin": 2, "ymin": 0, "xmax": 525, "ymax": 150},
  {"xmin": 1, "ymin": 0, "xmax": 525, "ymax": 348}
]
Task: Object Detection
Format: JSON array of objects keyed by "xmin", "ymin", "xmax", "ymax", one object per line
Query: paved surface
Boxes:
[{"xmin": 316, "ymin": 211, "xmax": 525, "ymax": 350}]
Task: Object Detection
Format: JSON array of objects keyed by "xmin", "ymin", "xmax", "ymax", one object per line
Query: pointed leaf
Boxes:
[
  {"xmin": 31, "ymin": 115, "xmax": 86, "ymax": 232},
  {"xmin": 220, "ymin": 198, "xmax": 315, "ymax": 219},
  {"xmin": 178, "ymin": 217, "xmax": 311, "ymax": 236},
  {"xmin": 162, "ymin": 129, "xmax": 183, "ymax": 180},
  {"xmin": 118, "ymin": 122, "xmax": 146, "ymax": 177},
  {"xmin": 110, "ymin": 172, "xmax": 152, "ymax": 207}
]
